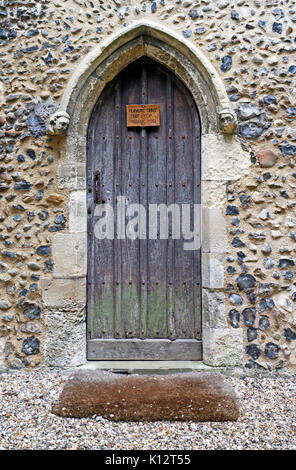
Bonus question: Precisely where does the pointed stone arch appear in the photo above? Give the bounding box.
[51,21,237,147]
[44,21,250,369]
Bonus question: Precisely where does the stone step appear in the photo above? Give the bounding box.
[52,370,239,422]
[75,360,241,376]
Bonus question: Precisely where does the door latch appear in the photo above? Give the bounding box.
[93,170,101,204]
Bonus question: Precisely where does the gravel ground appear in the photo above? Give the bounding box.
[0,370,295,450]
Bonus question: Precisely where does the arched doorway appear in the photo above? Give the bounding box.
[45,22,247,368]
[87,58,201,360]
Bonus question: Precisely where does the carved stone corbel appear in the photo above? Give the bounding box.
[46,110,70,136]
[219,108,237,135]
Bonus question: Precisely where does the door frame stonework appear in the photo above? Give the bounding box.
[42,20,250,368]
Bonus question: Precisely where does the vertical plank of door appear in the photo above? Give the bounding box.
[139,64,148,339]
[173,81,195,339]
[121,66,141,338]
[192,104,202,340]
[87,102,94,340]
[114,79,123,338]
[166,74,176,340]
[146,64,168,338]
[88,87,115,338]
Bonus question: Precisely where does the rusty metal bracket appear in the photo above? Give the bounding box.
[93,170,101,204]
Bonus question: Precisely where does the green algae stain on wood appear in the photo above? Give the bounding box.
[121,281,140,338]
[174,283,196,339]
[147,283,168,338]
[88,285,115,339]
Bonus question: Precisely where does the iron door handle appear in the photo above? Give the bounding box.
[93,170,101,204]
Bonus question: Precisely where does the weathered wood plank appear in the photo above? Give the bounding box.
[114,79,123,338]
[146,64,169,338]
[121,67,141,338]
[139,65,148,339]
[173,76,196,339]
[87,85,115,339]
[88,339,202,360]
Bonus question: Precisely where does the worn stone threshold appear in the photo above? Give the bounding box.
[52,370,240,421]
[77,360,240,376]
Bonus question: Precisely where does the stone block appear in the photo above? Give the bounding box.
[202,253,224,289]
[201,181,227,208]
[66,134,87,163]
[202,207,228,253]
[202,289,227,329]
[0,337,5,366]
[203,328,244,367]
[52,370,239,421]
[69,191,87,233]
[52,232,87,278]
[202,134,250,181]
[58,164,86,190]
[45,310,86,368]
[42,277,86,308]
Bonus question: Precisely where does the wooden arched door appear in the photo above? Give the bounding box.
[87,57,201,360]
